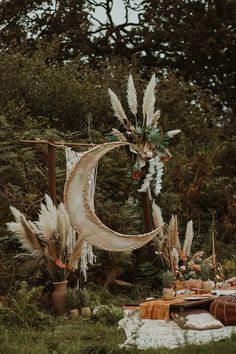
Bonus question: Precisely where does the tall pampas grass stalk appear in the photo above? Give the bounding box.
[127,74,138,124]
[142,73,156,127]
[56,202,73,255]
[7,206,41,252]
[168,214,181,251]
[152,110,161,128]
[152,201,164,230]
[170,247,179,270]
[152,201,165,249]
[183,220,194,256]
[35,194,58,242]
[108,88,129,128]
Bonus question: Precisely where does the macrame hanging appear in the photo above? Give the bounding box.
[65,146,96,281]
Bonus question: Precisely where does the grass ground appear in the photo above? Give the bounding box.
[0,317,235,354]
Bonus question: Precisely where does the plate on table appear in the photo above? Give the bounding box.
[184,296,212,301]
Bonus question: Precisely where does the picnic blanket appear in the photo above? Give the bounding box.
[140,298,184,320]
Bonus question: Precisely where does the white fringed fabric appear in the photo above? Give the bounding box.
[65,147,96,281]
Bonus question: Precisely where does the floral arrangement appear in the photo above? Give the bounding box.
[153,207,224,287]
[108,74,181,197]
[7,195,86,282]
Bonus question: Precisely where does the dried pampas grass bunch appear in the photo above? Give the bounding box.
[7,195,86,282]
[152,202,194,271]
[108,74,181,198]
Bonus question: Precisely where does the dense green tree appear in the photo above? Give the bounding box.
[1,0,235,115]
[0,0,235,283]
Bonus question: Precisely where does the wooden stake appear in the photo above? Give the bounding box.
[211,211,217,270]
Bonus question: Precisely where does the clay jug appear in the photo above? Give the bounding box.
[52,280,68,315]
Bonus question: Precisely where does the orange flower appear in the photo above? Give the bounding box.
[161,155,169,163]
[55,258,67,269]
[132,170,143,180]
[179,251,187,262]
[194,264,201,272]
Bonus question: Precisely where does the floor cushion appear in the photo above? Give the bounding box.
[210,296,236,326]
[171,309,224,330]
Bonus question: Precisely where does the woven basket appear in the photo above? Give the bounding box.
[210,296,236,326]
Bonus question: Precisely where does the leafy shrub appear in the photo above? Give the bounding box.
[80,345,131,354]
[67,287,85,309]
[92,305,123,325]
[0,282,51,328]
[223,259,236,279]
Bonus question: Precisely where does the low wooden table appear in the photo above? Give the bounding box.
[125,296,217,314]
[169,296,216,312]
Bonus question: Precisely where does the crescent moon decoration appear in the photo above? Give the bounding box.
[64,141,160,252]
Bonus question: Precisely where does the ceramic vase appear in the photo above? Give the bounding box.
[52,280,68,315]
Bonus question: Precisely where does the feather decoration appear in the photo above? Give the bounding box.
[142,74,156,126]
[127,74,138,116]
[168,214,181,251]
[68,231,88,269]
[108,88,129,128]
[183,220,194,256]
[36,194,57,242]
[7,206,41,252]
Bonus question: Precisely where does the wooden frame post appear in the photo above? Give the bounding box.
[141,191,152,232]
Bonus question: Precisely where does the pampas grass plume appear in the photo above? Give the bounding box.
[36,194,57,242]
[183,220,194,256]
[108,88,128,127]
[152,109,161,128]
[127,74,138,116]
[142,73,156,125]
[68,231,88,268]
[7,206,41,252]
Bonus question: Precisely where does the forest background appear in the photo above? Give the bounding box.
[0,0,235,294]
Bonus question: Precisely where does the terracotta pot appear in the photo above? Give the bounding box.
[163,288,175,301]
[52,280,68,315]
[81,306,91,317]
